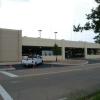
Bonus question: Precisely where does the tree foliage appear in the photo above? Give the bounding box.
[73,0,100,43]
[53,44,61,56]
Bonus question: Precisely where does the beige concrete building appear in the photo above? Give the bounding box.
[0,28,22,65]
[0,28,100,64]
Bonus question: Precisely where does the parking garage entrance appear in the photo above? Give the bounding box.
[65,47,85,59]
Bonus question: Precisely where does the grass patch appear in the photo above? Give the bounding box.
[66,89,100,100]
[76,91,100,100]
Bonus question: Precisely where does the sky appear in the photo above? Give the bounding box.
[0,0,97,42]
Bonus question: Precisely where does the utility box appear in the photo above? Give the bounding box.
[0,28,22,65]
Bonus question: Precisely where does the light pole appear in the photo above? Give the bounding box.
[54,32,57,41]
[54,32,58,62]
[38,30,42,38]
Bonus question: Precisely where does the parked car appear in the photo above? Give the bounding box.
[22,55,43,67]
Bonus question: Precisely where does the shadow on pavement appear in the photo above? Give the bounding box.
[13,63,71,70]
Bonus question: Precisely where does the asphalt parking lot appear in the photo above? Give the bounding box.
[1,63,100,100]
[0,59,100,100]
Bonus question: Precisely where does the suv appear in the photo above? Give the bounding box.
[22,55,43,67]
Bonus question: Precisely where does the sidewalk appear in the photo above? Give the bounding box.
[45,59,88,66]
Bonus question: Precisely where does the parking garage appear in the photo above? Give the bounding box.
[1,28,100,64]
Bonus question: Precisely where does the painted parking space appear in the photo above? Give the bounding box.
[0,71,18,78]
[0,85,13,100]
[0,73,12,81]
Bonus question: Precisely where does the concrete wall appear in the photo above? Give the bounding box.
[85,55,100,59]
[0,28,22,64]
[43,56,63,61]
[22,37,62,47]
[22,37,100,49]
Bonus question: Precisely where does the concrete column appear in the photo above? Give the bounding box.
[18,31,22,62]
[62,46,65,60]
[84,47,87,59]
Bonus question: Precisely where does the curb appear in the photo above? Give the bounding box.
[0,64,16,71]
[47,61,88,66]
[87,62,100,65]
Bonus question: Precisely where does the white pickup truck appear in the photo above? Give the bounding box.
[22,55,43,67]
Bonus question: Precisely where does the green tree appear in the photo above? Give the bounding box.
[53,44,61,62]
[73,0,100,43]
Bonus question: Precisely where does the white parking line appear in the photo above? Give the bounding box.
[0,71,18,78]
[0,85,13,100]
